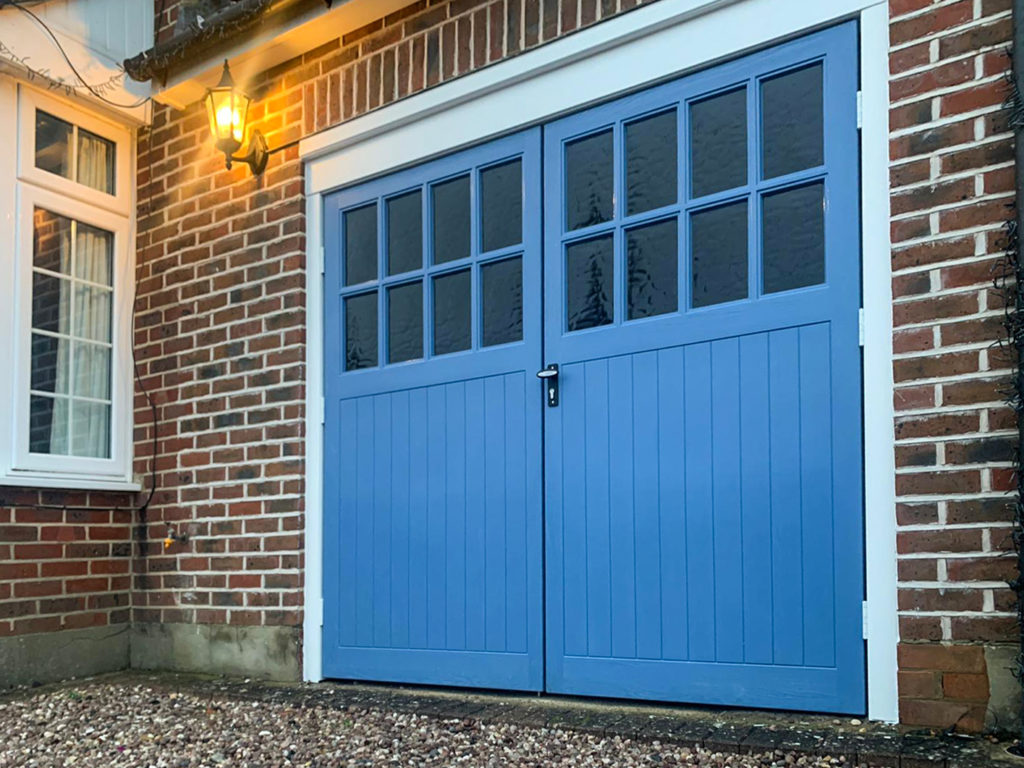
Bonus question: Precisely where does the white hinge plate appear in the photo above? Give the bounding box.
[858,308,865,347]
[319,597,325,627]
[320,395,326,426]
[856,90,863,129]
[862,600,869,639]
[320,245,326,276]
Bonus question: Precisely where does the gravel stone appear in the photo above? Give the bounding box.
[0,681,886,767]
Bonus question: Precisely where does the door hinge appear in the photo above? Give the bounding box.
[862,600,869,639]
[320,245,326,276]
[856,90,863,130]
[319,597,325,628]
[320,395,326,426]
[858,308,865,347]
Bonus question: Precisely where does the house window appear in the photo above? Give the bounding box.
[0,81,135,489]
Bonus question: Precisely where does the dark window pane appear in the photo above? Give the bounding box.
[345,292,378,370]
[433,269,471,355]
[762,64,824,179]
[387,191,422,276]
[31,333,67,394]
[627,218,678,320]
[33,208,71,274]
[626,110,677,215]
[566,235,613,331]
[482,257,523,346]
[388,282,423,363]
[432,175,471,264]
[565,130,613,230]
[32,272,70,334]
[763,182,825,294]
[35,111,72,179]
[77,128,116,194]
[691,201,748,308]
[30,395,67,455]
[344,204,378,286]
[691,87,747,197]
[481,159,522,252]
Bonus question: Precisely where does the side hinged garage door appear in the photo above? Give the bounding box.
[322,130,546,691]
[322,22,864,714]
[541,22,864,715]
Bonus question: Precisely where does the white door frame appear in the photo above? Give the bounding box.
[302,0,898,722]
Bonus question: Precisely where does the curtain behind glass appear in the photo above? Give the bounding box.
[77,129,115,195]
[72,223,112,458]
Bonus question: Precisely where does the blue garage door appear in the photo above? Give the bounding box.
[323,22,864,713]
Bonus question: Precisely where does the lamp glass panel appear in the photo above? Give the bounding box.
[206,88,247,149]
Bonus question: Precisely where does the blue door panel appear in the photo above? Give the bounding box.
[322,130,544,691]
[323,22,864,714]
[543,22,864,714]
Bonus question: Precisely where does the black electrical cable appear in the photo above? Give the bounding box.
[0,0,153,109]
[1010,0,1024,753]
[267,137,302,156]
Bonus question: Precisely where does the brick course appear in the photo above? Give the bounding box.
[888,0,1017,732]
[0,489,134,639]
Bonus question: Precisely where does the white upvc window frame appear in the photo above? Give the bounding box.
[17,86,133,214]
[0,79,137,491]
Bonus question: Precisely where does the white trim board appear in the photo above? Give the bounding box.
[302,0,898,723]
[302,192,325,683]
[858,1,900,727]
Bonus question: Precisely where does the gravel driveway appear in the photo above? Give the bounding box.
[0,680,863,768]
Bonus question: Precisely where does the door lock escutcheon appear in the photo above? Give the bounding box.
[537,364,559,407]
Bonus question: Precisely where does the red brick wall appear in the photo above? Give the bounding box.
[0,489,133,639]
[135,0,1017,730]
[888,0,1016,732]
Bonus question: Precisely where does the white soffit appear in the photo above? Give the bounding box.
[152,0,414,110]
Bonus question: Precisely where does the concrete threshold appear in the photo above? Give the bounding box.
[27,670,1015,768]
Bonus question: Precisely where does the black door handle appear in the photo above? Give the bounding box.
[536,364,559,407]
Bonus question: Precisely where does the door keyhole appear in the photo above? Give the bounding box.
[537,364,559,407]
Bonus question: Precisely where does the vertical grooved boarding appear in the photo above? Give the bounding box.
[554,326,836,665]
[334,372,532,656]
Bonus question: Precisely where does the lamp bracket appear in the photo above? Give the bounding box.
[227,129,269,176]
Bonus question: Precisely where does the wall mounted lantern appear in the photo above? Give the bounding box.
[205,60,268,175]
